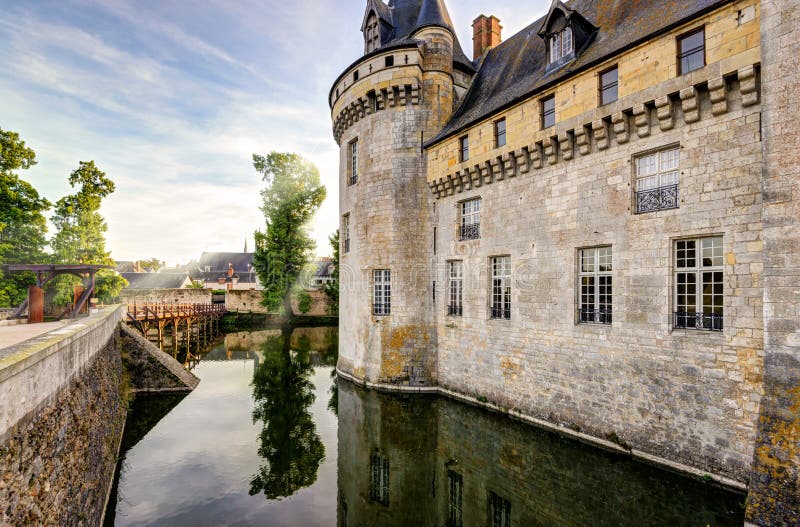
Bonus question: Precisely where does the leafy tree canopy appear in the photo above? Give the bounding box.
[0,128,50,307]
[252,152,326,314]
[50,161,124,304]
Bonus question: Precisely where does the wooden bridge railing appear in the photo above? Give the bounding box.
[127,302,226,322]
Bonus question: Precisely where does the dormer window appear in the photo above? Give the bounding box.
[538,2,597,72]
[549,27,573,63]
[365,12,380,53]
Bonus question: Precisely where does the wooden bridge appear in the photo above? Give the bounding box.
[126,303,226,358]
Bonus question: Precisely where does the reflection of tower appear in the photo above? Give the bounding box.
[337,381,437,526]
[331,0,474,387]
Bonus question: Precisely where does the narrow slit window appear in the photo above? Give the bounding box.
[342,214,350,254]
[348,139,358,185]
[494,118,506,148]
[678,28,705,75]
[599,66,618,106]
[541,95,555,129]
[459,135,469,163]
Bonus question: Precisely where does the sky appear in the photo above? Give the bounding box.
[0,0,549,265]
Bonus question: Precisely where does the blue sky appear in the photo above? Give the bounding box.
[0,0,548,264]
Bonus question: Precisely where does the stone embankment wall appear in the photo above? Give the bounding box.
[0,309,14,322]
[119,324,200,393]
[121,288,213,305]
[0,307,127,526]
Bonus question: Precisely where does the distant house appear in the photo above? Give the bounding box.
[310,258,334,290]
[189,252,261,290]
[115,261,142,274]
[121,272,192,290]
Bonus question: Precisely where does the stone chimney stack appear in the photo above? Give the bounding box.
[472,14,502,61]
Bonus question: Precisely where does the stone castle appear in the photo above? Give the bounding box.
[329,0,799,523]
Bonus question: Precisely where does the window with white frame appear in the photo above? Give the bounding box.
[447,471,463,527]
[373,269,391,315]
[459,198,480,241]
[369,454,389,505]
[674,236,723,331]
[447,261,463,316]
[489,491,511,527]
[342,213,350,254]
[549,26,573,64]
[579,247,612,324]
[635,146,680,213]
[348,139,358,185]
[490,256,511,320]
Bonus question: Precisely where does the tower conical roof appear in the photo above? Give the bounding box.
[414,0,456,33]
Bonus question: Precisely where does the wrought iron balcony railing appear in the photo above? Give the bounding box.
[579,307,612,325]
[636,184,678,214]
[674,311,723,331]
[373,303,391,316]
[447,305,462,316]
[490,306,510,320]
[460,223,480,241]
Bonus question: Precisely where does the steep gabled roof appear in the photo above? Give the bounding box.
[196,252,254,273]
[429,0,729,146]
[122,273,190,290]
[368,0,474,72]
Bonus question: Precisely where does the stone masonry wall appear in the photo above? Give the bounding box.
[433,66,763,483]
[120,288,212,306]
[0,309,127,525]
[745,0,800,524]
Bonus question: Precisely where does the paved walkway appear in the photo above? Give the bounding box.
[0,321,70,350]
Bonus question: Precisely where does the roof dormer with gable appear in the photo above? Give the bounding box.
[537,0,598,72]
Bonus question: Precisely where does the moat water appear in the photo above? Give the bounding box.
[105,327,745,526]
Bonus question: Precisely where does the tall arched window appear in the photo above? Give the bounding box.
[365,13,380,53]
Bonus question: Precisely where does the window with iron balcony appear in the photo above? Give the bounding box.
[447,261,463,316]
[459,198,480,241]
[578,246,612,325]
[635,146,680,214]
[674,236,723,331]
[348,139,358,186]
[373,269,391,316]
[490,256,511,320]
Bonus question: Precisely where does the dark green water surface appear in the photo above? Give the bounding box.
[105,327,745,526]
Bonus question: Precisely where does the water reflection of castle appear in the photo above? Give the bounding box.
[337,381,743,527]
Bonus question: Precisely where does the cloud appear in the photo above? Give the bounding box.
[0,0,548,264]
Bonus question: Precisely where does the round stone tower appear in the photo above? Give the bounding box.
[330,0,474,387]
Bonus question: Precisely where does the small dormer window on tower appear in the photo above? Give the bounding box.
[365,12,380,53]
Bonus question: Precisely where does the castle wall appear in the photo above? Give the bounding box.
[432,61,764,483]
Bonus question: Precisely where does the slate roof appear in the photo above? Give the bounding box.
[314,260,334,279]
[382,0,474,71]
[196,252,255,274]
[428,0,729,146]
[122,273,190,290]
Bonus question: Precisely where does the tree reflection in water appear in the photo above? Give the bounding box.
[249,326,325,499]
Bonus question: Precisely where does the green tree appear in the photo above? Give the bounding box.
[50,161,125,304]
[252,152,326,315]
[0,128,51,307]
[322,230,339,315]
[250,328,325,499]
[296,290,312,314]
[138,257,164,272]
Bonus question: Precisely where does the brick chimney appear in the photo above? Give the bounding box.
[472,14,502,61]
[228,263,234,277]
